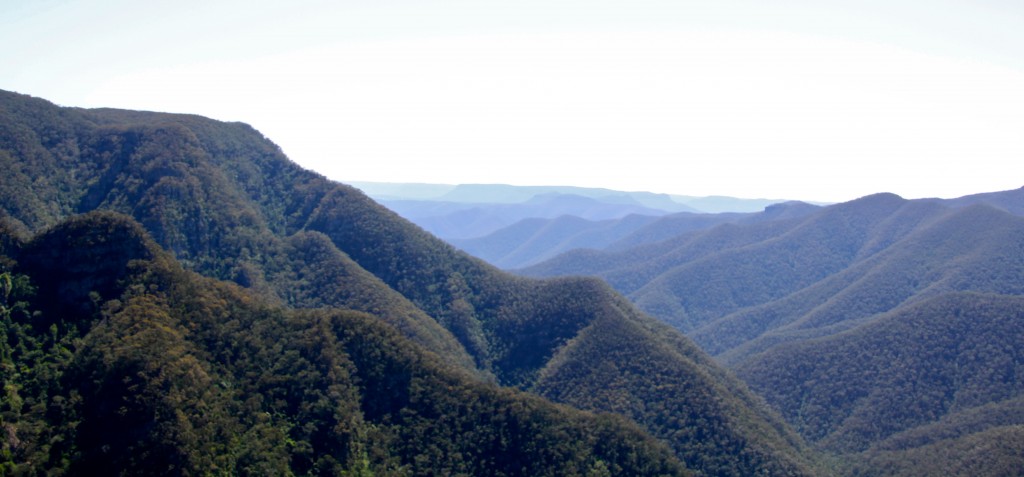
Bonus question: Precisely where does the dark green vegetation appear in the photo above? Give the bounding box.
[0,212,688,475]
[0,90,817,475]
[524,187,1024,474]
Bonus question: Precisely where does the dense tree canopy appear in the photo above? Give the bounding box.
[524,175,1024,472]
[0,89,816,476]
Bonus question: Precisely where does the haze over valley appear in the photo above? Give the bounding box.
[1,89,816,475]
[2,89,1023,475]
[365,177,1024,475]
[3,0,1024,475]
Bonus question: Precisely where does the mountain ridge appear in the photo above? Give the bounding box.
[350,181,807,241]
[452,201,823,270]
[523,186,1024,472]
[1,210,692,475]
[0,89,816,475]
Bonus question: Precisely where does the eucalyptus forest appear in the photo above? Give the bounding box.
[1,88,1021,476]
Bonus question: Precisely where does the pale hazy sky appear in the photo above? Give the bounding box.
[2,0,1023,202]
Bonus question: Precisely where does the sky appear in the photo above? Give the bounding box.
[2,0,1023,203]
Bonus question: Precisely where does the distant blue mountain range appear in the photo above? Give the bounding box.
[349,181,801,240]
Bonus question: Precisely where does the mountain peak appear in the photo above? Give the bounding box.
[0,88,817,475]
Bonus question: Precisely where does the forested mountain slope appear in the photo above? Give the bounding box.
[736,292,1024,452]
[0,211,690,475]
[0,89,816,475]
[525,187,1024,473]
[702,202,1024,362]
[524,192,1023,349]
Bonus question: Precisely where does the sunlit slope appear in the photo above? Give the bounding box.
[0,89,816,476]
[524,182,1024,473]
[0,211,690,475]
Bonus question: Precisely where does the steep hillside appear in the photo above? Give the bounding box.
[525,193,1022,345]
[525,187,1024,472]
[851,396,1024,476]
[735,292,1024,453]
[533,291,811,476]
[0,89,479,372]
[625,193,919,332]
[0,89,816,475]
[0,212,690,475]
[703,203,1024,362]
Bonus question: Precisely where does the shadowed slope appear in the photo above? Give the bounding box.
[0,212,691,475]
[0,89,817,475]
